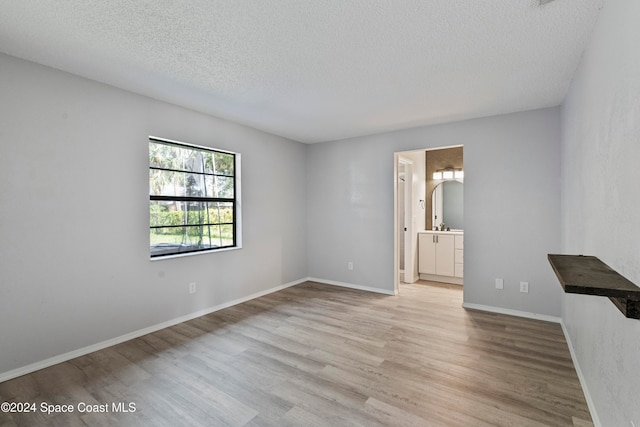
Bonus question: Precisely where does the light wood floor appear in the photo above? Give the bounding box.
[0,281,592,426]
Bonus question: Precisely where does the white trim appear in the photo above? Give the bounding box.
[234,153,243,249]
[0,278,305,383]
[307,277,397,296]
[559,320,601,427]
[393,153,401,295]
[399,158,414,293]
[149,245,241,261]
[0,277,393,383]
[462,302,561,323]
[1,279,597,426]
[419,273,463,286]
[148,138,243,260]
[462,302,600,426]
[149,135,236,155]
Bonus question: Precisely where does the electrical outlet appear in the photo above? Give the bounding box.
[495,278,504,290]
[347,261,354,271]
[520,281,529,293]
[189,282,196,294]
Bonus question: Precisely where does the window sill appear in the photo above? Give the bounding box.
[150,245,241,261]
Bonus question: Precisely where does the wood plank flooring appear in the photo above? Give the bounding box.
[0,281,593,426]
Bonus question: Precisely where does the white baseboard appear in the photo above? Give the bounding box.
[419,273,463,285]
[307,277,396,296]
[559,320,601,427]
[462,302,600,426]
[1,279,600,427]
[0,278,307,384]
[462,302,561,323]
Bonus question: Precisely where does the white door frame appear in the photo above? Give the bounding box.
[393,155,414,294]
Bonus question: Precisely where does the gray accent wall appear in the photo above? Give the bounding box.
[0,54,308,375]
[307,107,562,316]
[560,0,640,425]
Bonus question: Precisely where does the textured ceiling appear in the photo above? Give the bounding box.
[0,0,604,143]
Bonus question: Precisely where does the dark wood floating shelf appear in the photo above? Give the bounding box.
[548,254,640,319]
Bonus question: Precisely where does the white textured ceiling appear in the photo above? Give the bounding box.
[0,0,603,143]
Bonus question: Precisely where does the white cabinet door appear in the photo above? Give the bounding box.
[419,233,455,276]
[418,233,436,274]
[435,234,455,277]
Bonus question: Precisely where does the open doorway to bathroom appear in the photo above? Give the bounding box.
[394,146,464,294]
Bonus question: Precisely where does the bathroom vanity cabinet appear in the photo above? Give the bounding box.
[418,231,463,285]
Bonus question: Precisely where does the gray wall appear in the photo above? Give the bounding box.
[0,51,566,382]
[560,0,640,424]
[307,107,562,316]
[0,54,308,375]
[4,4,638,421]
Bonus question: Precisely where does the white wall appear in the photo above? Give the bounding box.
[0,54,308,376]
[560,0,640,424]
[307,107,562,317]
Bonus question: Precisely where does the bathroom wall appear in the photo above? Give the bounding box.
[425,146,463,230]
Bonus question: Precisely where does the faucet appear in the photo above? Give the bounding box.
[439,223,445,231]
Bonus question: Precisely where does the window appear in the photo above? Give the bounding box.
[149,137,240,258]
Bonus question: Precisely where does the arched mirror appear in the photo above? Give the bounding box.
[432,180,463,230]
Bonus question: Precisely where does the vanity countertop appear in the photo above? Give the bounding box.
[419,230,464,234]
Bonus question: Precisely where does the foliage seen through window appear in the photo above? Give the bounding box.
[149,138,237,257]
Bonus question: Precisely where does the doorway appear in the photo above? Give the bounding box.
[393,151,422,294]
[394,146,464,294]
